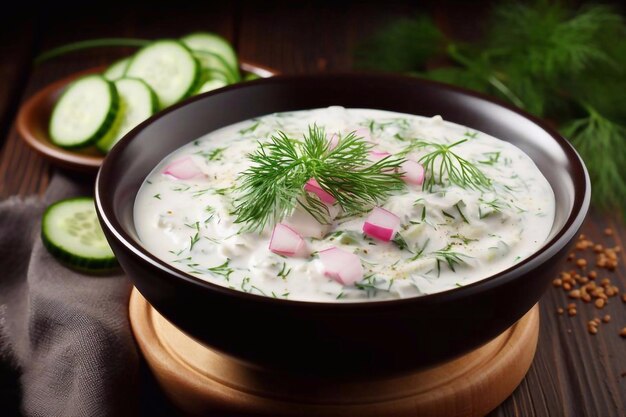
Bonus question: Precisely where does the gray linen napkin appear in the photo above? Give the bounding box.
[0,172,138,417]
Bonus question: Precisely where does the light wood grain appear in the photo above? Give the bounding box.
[130,288,540,417]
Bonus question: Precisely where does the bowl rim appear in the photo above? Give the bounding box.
[96,72,591,310]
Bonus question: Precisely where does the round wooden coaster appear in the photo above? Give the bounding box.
[130,288,539,417]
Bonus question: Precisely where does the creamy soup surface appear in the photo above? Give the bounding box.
[134,107,555,302]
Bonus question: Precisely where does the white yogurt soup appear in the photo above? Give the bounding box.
[134,107,555,302]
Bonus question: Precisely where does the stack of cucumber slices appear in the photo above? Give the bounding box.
[49,32,257,154]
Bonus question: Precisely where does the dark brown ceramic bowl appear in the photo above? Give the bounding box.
[16,62,277,173]
[96,74,590,377]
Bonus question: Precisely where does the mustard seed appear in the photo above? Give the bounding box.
[603,315,611,323]
[569,289,581,299]
[595,299,605,309]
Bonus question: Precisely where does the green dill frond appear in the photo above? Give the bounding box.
[417,139,491,192]
[433,245,469,276]
[562,107,626,219]
[487,2,619,79]
[233,124,406,231]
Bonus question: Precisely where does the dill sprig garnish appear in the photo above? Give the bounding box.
[355,2,626,218]
[417,139,491,192]
[433,245,469,276]
[233,125,406,231]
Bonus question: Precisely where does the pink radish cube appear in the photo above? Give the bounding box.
[304,178,336,204]
[284,204,340,239]
[269,224,306,256]
[400,160,425,185]
[318,247,363,285]
[362,206,401,241]
[354,127,372,142]
[327,133,340,151]
[163,157,204,180]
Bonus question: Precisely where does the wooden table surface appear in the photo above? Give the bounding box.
[1,2,624,416]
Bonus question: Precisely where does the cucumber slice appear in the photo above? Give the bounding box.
[97,77,158,153]
[181,32,240,82]
[49,75,121,149]
[41,197,117,272]
[126,40,201,109]
[104,57,131,81]
[203,67,231,84]
[196,79,228,94]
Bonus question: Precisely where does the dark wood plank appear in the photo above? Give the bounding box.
[237,1,416,73]
[0,14,36,148]
[0,4,236,198]
[490,212,626,417]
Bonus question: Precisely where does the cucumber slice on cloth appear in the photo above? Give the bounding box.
[41,197,117,271]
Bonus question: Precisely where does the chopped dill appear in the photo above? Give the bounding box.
[433,245,469,276]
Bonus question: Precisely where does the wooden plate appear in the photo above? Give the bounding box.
[130,288,540,417]
[16,61,278,173]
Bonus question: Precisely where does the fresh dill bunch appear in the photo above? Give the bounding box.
[487,2,620,80]
[417,139,491,192]
[561,108,626,213]
[233,125,406,231]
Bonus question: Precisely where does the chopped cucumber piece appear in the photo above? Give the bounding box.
[42,197,117,272]
[126,40,201,109]
[97,77,158,153]
[104,57,131,81]
[196,79,228,94]
[181,32,239,82]
[49,75,121,149]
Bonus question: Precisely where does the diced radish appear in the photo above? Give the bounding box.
[354,127,372,142]
[362,206,401,241]
[163,157,204,180]
[269,223,306,256]
[368,150,392,162]
[327,133,340,150]
[283,203,340,239]
[304,178,336,204]
[400,160,425,185]
[318,247,363,285]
